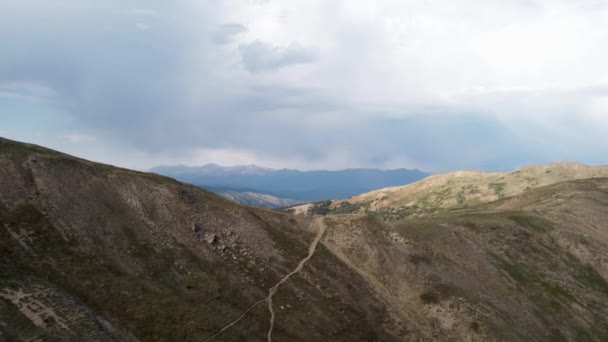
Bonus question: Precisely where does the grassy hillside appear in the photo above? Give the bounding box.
[292,162,608,219]
[2,136,608,341]
[0,137,397,341]
[319,179,608,341]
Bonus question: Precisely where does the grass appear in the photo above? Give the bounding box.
[390,218,443,241]
[408,254,431,265]
[469,321,481,333]
[0,203,274,341]
[266,236,397,341]
[560,252,608,296]
[369,207,412,221]
[0,136,180,190]
[496,259,530,283]
[489,183,506,197]
[574,265,608,296]
[249,210,308,262]
[0,138,307,339]
[420,291,439,304]
[309,201,332,215]
[0,296,49,340]
[419,283,461,305]
[330,201,370,215]
[538,281,576,303]
[492,251,578,307]
[450,211,553,234]
[4,136,608,340]
[508,214,553,233]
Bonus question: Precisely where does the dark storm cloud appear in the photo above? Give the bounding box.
[1,0,606,172]
[0,1,332,164]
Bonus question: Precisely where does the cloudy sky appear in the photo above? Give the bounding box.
[1,0,607,172]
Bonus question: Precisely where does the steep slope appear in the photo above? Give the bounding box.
[0,137,399,341]
[292,162,608,218]
[206,187,303,209]
[319,178,608,341]
[2,137,608,341]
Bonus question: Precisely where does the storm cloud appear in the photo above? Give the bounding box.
[1,0,607,172]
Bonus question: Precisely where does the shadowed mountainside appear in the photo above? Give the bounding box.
[0,137,397,341]
[2,137,608,341]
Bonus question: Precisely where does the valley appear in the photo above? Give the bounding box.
[1,137,608,341]
[151,164,429,207]
[4,1,607,341]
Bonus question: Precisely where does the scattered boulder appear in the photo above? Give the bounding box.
[192,223,202,233]
[206,233,218,245]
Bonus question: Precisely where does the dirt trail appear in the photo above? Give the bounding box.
[266,217,326,342]
[202,218,326,342]
[202,300,265,342]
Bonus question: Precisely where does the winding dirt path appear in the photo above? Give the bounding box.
[202,300,265,342]
[202,218,326,342]
[266,218,326,342]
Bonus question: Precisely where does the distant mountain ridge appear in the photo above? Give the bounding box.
[150,164,429,203]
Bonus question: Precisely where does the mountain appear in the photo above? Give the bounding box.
[149,164,429,202]
[2,136,608,341]
[290,162,608,219]
[0,137,398,341]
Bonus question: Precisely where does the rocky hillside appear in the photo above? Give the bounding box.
[320,178,608,341]
[291,162,608,219]
[2,137,608,341]
[0,137,396,341]
[207,187,303,209]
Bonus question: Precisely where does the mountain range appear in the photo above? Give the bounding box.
[2,136,608,341]
[150,164,429,207]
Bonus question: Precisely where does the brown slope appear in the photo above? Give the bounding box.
[291,161,608,218]
[0,137,399,341]
[318,178,608,341]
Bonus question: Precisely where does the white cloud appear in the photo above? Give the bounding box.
[2,0,608,171]
[122,8,158,17]
[210,23,248,44]
[215,0,608,116]
[135,22,150,31]
[191,146,424,171]
[62,133,96,143]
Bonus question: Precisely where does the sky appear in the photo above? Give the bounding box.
[1,0,607,172]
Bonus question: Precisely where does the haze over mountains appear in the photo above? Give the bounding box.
[151,164,429,208]
[3,136,608,341]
